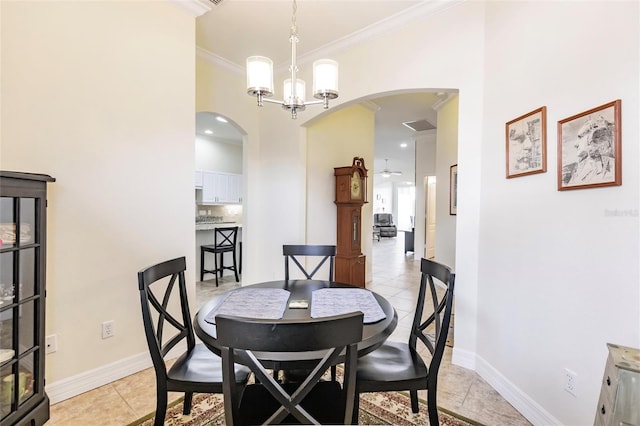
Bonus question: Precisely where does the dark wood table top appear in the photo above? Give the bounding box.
[194,280,398,367]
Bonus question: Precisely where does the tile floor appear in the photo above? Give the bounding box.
[48,236,531,425]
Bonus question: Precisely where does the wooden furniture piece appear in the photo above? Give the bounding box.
[334,157,368,287]
[404,228,415,253]
[283,244,335,281]
[0,171,54,426]
[353,258,455,426]
[194,279,397,368]
[217,312,363,425]
[594,343,640,426]
[200,226,239,286]
[137,256,250,426]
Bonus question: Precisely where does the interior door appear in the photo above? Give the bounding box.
[425,176,436,259]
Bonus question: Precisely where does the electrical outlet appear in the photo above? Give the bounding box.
[45,334,57,353]
[102,320,115,339]
[564,368,577,396]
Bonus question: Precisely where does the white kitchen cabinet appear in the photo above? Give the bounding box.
[227,173,242,203]
[198,171,242,204]
[195,170,203,188]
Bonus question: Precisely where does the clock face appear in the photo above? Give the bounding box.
[350,171,362,199]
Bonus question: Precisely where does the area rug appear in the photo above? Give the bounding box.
[128,391,480,426]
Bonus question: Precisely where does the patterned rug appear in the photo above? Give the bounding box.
[128,391,479,426]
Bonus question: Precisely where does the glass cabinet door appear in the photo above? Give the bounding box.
[0,171,53,425]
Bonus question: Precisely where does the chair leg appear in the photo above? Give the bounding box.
[351,393,360,425]
[200,247,205,281]
[214,251,220,287]
[239,241,242,274]
[232,249,239,282]
[154,390,167,426]
[183,391,194,415]
[427,377,440,425]
[331,365,337,381]
[410,389,419,413]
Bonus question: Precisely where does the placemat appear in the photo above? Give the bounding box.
[204,288,290,324]
[310,288,386,324]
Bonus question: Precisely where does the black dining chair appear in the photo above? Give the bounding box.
[137,256,250,426]
[201,226,239,286]
[280,244,338,381]
[216,311,363,426]
[353,258,455,426]
[283,244,336,281]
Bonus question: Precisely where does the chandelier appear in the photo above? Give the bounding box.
[246,0,339,119]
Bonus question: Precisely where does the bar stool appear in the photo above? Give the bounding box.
[200,226,239,286]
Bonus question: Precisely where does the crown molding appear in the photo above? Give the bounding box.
[196,46,244,74]
[296,0,466,66]
[361,100,382,113]
[197,0,466,73]
[431,93,458,111]
[170,0,212,17]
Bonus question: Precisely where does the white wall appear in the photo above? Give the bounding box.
[476,2,639,424]
[0,0,196,388]
[195,136,242,173]
[435,96,459,269]
[372,181,393,214]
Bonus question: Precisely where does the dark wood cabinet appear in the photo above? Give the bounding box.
[404,228,415,254]
[0,171,55,426]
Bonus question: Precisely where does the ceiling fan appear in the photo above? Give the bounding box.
[378,159,402,178]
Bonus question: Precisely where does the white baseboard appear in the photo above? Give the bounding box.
[452,347,561,425]
[45,352,153,404]
[474,353,561,425]
[452,346,477,369]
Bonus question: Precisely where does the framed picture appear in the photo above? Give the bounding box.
[449,164,457,215]
[505,106,547,178]
[558,100,621,190]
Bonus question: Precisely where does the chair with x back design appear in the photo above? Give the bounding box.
[217,311,363,426]
[201,226,239,286]
[137,256,250,426]
[353,258,455,426]
[283,244,336,281]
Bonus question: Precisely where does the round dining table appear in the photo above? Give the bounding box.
[194,279,398,369]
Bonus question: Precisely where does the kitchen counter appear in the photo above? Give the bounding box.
[196,222,242,231]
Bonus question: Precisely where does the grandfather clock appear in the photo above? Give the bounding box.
[334,157,368,287]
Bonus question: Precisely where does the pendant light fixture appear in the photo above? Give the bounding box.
[246,0,339,119]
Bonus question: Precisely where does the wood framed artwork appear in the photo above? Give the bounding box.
[558,99,621,190]
[449,164,457,215]
[505,106,547,178]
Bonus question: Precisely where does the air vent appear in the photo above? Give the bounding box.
[402,119,436,132]
[209,0,224,4]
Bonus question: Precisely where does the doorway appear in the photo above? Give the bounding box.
[195,111,244,308]
[425,176,436,259]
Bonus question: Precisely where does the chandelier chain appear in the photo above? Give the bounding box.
[291,0,297,37]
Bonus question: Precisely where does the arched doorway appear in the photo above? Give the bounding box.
[195,111,245,307]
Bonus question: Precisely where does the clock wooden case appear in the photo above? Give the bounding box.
[334,157,368,287]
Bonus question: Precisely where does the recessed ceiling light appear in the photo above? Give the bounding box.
[400,143,407,148]
[216,116,228,123]
[204,129,213,134]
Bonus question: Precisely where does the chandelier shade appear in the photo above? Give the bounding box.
[313,59,339,99]
[246,56,274,102]
[245,0,339,119]
[284,78,306,108]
